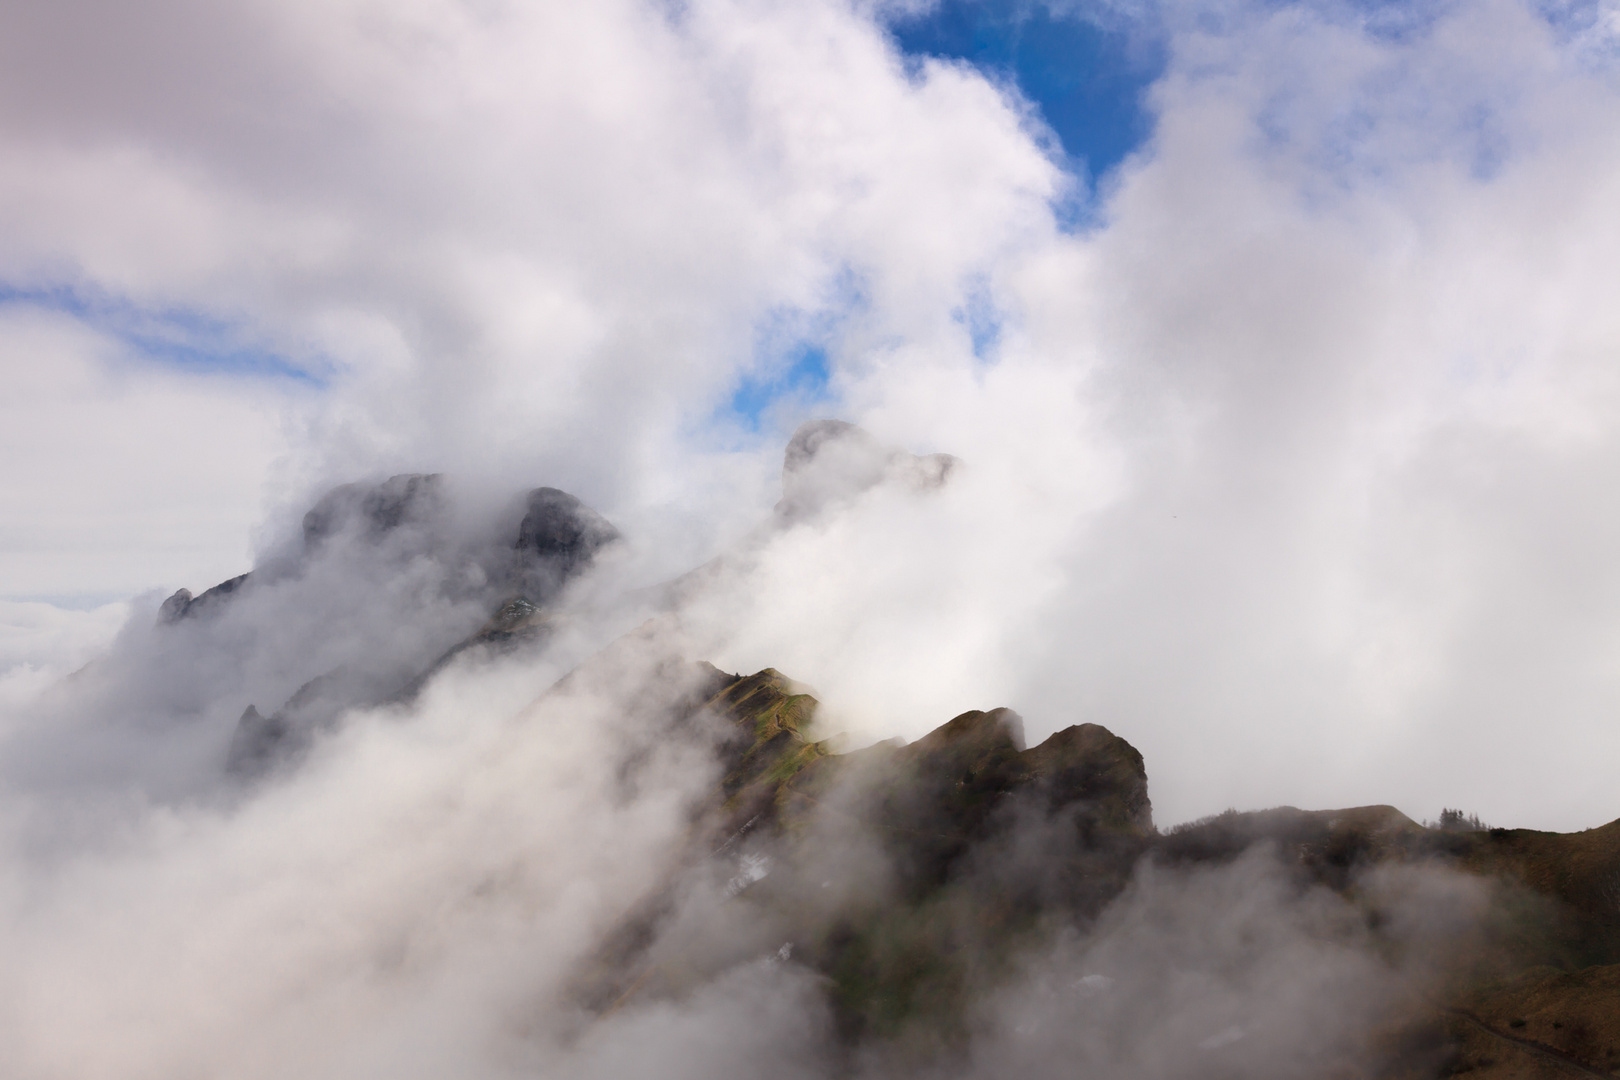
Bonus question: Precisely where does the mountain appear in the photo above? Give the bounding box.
[549,652,1620,1077]
[159,419,955,781]
[79,420,1619,1076]
[155,474,622,777]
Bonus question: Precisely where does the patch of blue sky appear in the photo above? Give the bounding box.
[886,0,1165,199]
[725,344,833,433]
[1514,0,1618,46]
[954,277,1003,362]
[0,282,325,387]
[718,273,868,435]
[884,0,1604,206]
[1355,1,1448,42]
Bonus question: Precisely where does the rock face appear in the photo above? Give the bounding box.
[574,667,1157,1043]
[155,420,961,786]
[165,474,625,628]
[224,669,408,777]
[157,473,625,778]
[776,419,958,522]
[301,472,446,548]
[512,486,622,602]
[1020,720,1154,832]
[187,421,956,779]
[157,572,251,624]
[224,705,288,779]
[161,472,457,626]
[561,653,1620,1072]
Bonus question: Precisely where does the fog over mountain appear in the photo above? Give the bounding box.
[0,419,1614,1077]
[9,0,1620,829]
[4,0,1620,1075]
[7,422,1614,1079]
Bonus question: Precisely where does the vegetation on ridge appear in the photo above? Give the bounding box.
[569,660,1620,1077]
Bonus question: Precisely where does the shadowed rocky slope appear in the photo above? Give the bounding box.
[157,473,623,778]
[564,660,1620,1077]
[207,419,955,780]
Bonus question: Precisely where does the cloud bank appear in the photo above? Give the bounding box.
[6,0,1620,822]
[4,1,1620,1071]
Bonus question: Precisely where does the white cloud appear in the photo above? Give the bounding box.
[1020,0,1620,829]
[0,599,127,716]
[0,306,295,601]
[6,1,1620,1073]
[1,0,1619,1014]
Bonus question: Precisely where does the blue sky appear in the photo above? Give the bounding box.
[0,283,323,385]
[726,345,832,431]
[888,1,1162,182]
[2,0,1163,436]
[7,0,1620,836]
[725,1,1162,430]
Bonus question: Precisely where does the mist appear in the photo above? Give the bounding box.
[5,0,1619,829]
[0,549,1507,1078]
[4,0,1620,1075]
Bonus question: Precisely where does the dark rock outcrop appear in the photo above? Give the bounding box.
[161,473,453,630]
[574,669,1156,1041]
[158,573,251,624]
[564,648,1620,1069]
[152,474,623,779]
[165,474,623,636]
[218,483,625,780]
[1021,720,1154,832]
[224,670,397,778]
[512,486,621,602]
[301,472,446,549]
[223,705,289,778]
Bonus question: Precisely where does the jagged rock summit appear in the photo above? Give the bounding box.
[570,658,1155,1041]
[513,486,621,599]
[157,571,250,624]
[164,421,954,781]
[560,650,1620,1074]
[104,418,1620,1076]
[153,472,627,777]
[300,471,448,548]
[170,414,956,638]
[163,473,623,631]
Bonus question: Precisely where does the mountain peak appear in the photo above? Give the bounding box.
[301,472,446,549]
[777,418,959,522]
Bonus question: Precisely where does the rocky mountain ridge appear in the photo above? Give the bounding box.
[563,657,1620,1078]
[134,420,1619,1076]
[158,475,622,776]
[154,419,957,780]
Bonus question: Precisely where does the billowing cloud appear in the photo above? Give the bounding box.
[5,0,1620,820]
[0,306,294,600]
[3,1,1620,1073]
